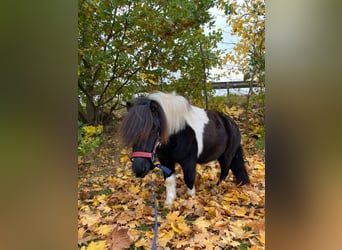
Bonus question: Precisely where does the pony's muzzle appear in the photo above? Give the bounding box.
[132,158,151,178]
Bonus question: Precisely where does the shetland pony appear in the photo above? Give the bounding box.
[120,92,249,205]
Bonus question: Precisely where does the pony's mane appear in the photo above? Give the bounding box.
[148,92,191,135]
[120,97,168,146]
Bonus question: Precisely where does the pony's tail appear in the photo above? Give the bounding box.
[230,145,250,185]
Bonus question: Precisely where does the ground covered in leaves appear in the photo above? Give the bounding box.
[78,111,265,250]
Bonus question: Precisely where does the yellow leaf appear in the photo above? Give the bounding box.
[166,211,180,223]
[100,205,111,213]
[80,213,101,227]
[140,73,147,79]
[171,221,191,236]
[120,149,128,154]
[204,206,216,216]
[223,194,239,203]
[147,78,156,85]
[257,230,265,246]
[193,216,211,232]
[78,227,86,239]
[86,240,107,250]
[158,230,174,247]
[145,230,155,238]
[92,184,102,191]
[129,185,139,194]
[171,222,182,234]
[79,205,90,211]
[93,199,99,206]
[134,237,150,248]
[234,206,247,217]
[120,155,130,163]
[230,224,246,239]
[96,224,112,236]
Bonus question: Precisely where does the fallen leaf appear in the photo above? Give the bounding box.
[166,211,180,223]
[134,237,151,248]
[80,213,101,227]
[193,216,211,232]
[108,226,134,250]
[120,155,130,163]
[234,206,248,217]
[257,229,265,246]
[78,227,86,239]
[96,224,113,236]
[128,185,139,194]
[248,245,261,250]
[86,240,107,250]
[158,229,175,247]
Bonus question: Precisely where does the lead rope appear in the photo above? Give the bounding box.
[150,180,158,250]
[150,163,172,250]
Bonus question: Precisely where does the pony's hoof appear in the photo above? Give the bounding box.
[164,199,174,206]
[187,187,196,196]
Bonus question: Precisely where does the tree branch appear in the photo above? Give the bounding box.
[98,3,131,104]
[101,39,163,107]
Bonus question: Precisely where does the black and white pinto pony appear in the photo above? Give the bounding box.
[120,92,250,205]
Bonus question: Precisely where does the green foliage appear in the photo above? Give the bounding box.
[207,94,247,111]
[79,0,223,125]
[239,241,250,250]
[78,121,104,155]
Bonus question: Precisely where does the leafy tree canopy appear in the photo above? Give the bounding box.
[79,0,223,125]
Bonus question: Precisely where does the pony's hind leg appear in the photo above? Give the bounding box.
[217,153,234,185]
[230,145,250,185]
[217,145,250,185]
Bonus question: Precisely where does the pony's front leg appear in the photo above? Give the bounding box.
[165,174,176,205]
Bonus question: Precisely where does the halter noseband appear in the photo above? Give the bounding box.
[129,137,160,163]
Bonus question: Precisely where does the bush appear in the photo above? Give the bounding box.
[78,121,103,156]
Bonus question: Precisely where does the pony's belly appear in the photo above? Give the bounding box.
[197,149,223,164]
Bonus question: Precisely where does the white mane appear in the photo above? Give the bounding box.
[148,92,190,135]
[148,92,209,156]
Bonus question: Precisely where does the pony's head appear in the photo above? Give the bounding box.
[120,97,168,178]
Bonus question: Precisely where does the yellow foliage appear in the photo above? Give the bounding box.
[95,224,113,236]
[86,240,107,250]
[128,185,140,194]
[257,229,265,246]
[120,155,130,163]
[193,216,211,232]
[80,212,101,227]
[147,78,156,85]
[158,229,175,247]
[83,125,103,135]
[140,72,157,85]
[167,211,191,236]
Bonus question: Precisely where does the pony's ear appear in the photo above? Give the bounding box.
[126,101,134,110]
[150,100,159,112]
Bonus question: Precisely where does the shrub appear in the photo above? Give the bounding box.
[78,121,103,156]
